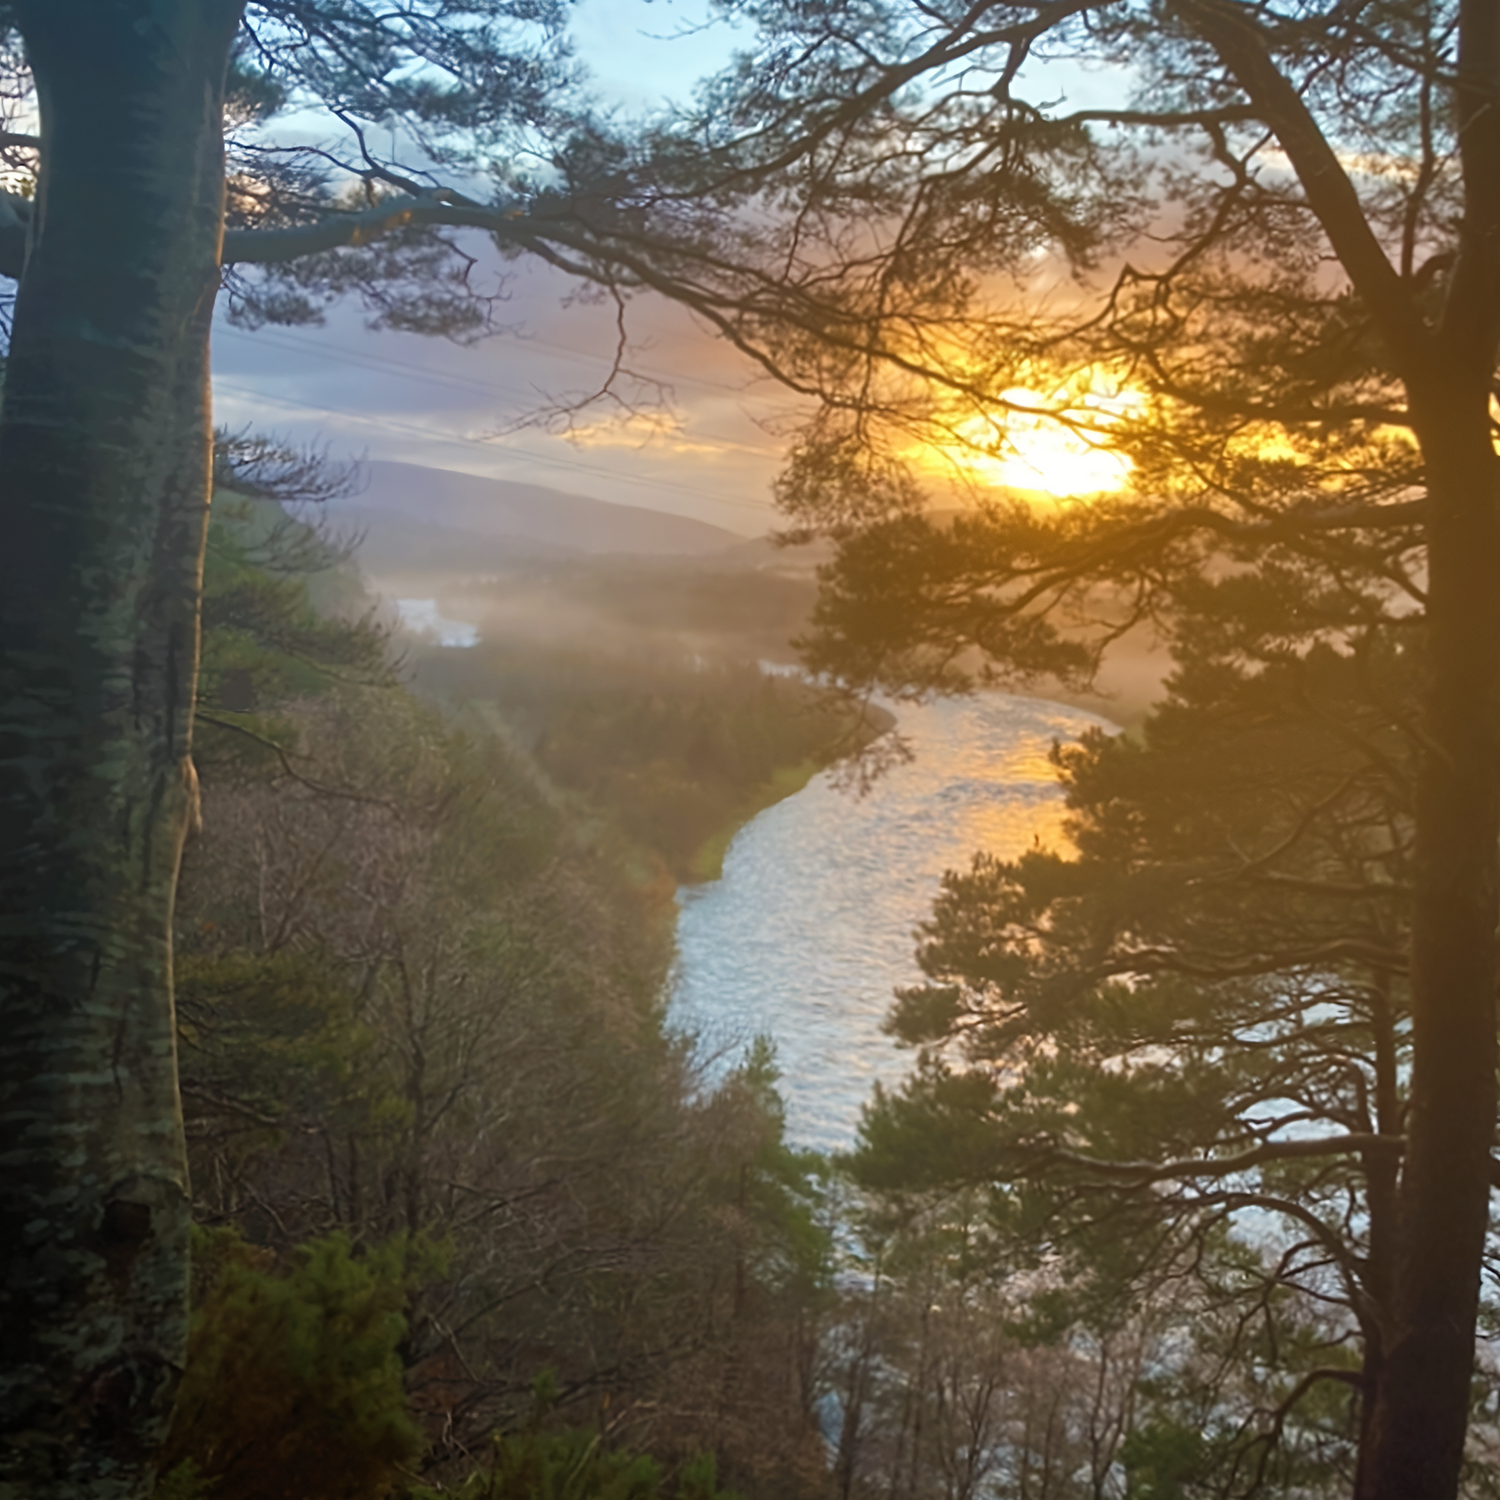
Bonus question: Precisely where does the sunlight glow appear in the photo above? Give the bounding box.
[918,380,1143,500]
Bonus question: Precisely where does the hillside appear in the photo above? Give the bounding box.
[325,460,749,573]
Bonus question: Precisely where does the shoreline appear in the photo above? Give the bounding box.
[683,700,900,884]
[686,759,824,883]
[1035,631,1174,732]
[677,651,1171,889]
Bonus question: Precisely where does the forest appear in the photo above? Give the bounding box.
[3,4,1500,1500]
[127,450,1499,1500]
[409,556,885,882]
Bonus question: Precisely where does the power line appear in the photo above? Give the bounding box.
[218,325,538,406]
[211,377,781,521]
[218,331,779,465]
[212,323,787,467]
[215,319,772,403]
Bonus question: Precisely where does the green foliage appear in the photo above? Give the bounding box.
[411,1430,737,1500]
[168,442,860,1500]
[1121,1419,1213,1499]
[420,642,874,879]
[721,1039,836,1297]
[170,492,835,1494]
[150,1459,212,1500]
[175,947,366,1095]
[195,484,393,780]
[836,555,1428,1488]
[158,1228,435,1500]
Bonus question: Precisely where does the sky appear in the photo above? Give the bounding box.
[211,0,798,538]
[208,0,1136,536]
[210,267,798,538]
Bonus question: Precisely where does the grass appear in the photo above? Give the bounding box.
[685,759,823,884]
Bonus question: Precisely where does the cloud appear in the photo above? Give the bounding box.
[211,259,794,535]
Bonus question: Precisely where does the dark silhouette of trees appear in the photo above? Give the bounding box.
[847,554,1427,1488]
[609,4,1499,1493]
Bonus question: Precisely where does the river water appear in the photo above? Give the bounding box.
[671,692,1116,1153]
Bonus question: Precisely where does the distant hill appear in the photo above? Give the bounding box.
[324,461,749,564]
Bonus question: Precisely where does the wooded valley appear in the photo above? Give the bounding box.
[140,461,1500,1500]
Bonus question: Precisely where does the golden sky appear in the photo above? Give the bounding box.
[212,269,1143,535]
[210,0,1142,538]
[210,0,1148,535]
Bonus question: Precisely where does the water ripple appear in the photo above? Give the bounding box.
[671,692,1116,1153]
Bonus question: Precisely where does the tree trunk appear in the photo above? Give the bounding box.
[1351,971,1400,1500]
[1360,399,1500,1499]
[0,4,242,1495]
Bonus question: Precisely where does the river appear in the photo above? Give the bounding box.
[671,692,1117,1153]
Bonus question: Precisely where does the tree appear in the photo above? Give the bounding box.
[6,5,1498,1498]
[0,5,724,1494]
[608,3,1500,1494]
[0,1,1075,1480]
[170,468,835,1497]
[847,566,1425,1490]
[811,1180,1179,1500]
[156,1229,429,1500]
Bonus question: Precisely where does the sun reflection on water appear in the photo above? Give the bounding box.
[672,691,1116,1151]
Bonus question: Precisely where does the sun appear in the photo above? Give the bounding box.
[917,382,1142,500]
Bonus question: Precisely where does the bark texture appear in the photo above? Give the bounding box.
[1357,409,1500,1500]
[1358,6,1500,1490]
[0,3,242,1495]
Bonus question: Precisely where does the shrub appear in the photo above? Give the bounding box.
[156,1228,431,1500]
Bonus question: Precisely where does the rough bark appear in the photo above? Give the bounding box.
[0,4,243,1496]
[1357,4,1500,1489]
[1350,973,1400,1500]
[1357,402,1500,1500]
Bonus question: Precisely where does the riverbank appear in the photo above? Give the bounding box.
[1046,627,1174,731]
[679,641,1169,887]
[413,642,892,885]
[686,759,823,883]
[685,696,899,881]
